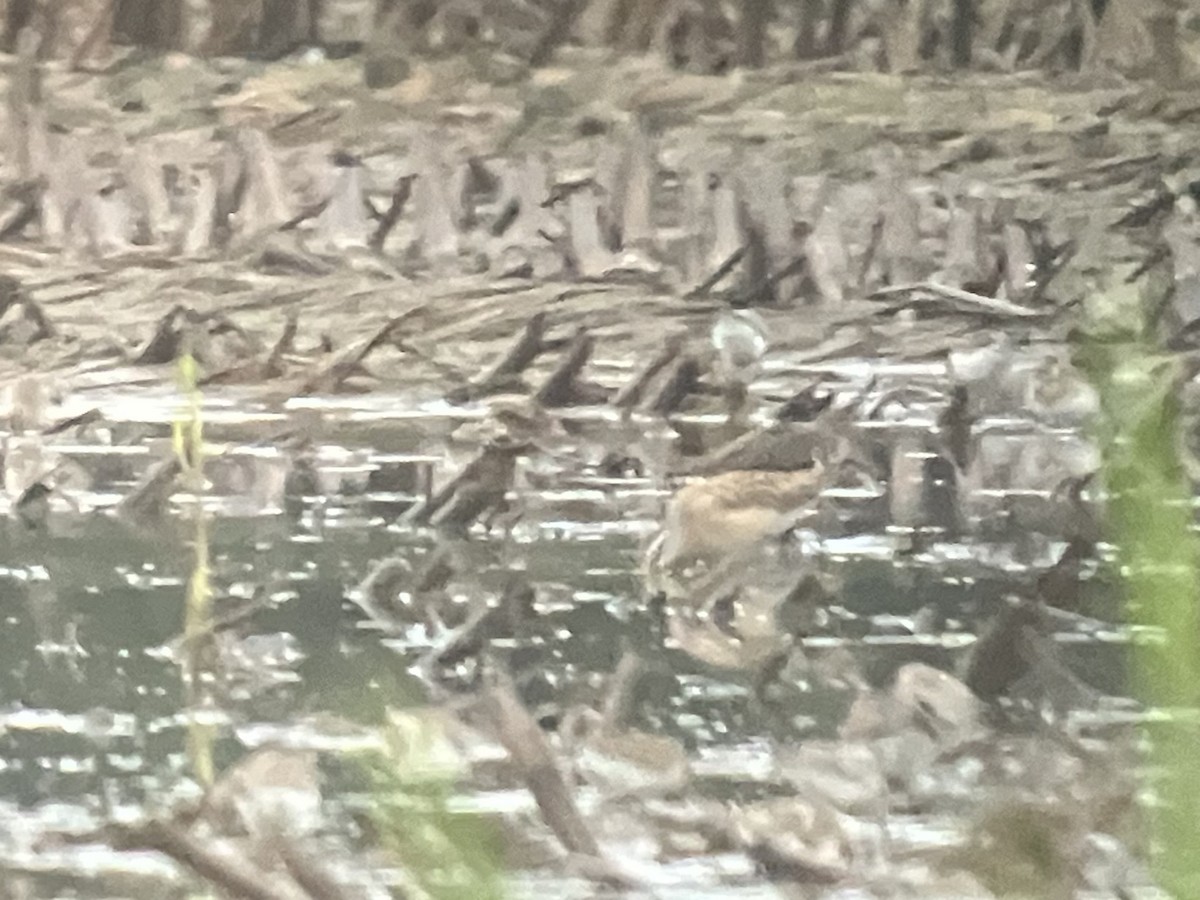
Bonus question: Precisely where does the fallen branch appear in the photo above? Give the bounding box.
[107,820,308,900]
[481,673,602,857]
[369,174,417,252]
[535,327,598,407]
[279,197,332,232]
[870,281,1051,319]
[449,311,549,402]
[641,355,700,416]
[133,306,197,365]
[612,332,685,409]
[686,246,745,298]
[202,313,297,386]
[298,311,421,394]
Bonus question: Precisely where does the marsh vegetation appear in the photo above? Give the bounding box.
[3,0,1200,897]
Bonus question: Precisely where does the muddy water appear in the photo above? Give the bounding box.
[0,354,1138,896]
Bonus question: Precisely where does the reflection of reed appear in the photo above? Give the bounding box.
[175,351,215,789]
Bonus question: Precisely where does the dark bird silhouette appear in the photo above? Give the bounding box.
[404,437,531,534]
[775,383,834,423]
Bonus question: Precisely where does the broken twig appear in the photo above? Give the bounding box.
[870,281,1051,319]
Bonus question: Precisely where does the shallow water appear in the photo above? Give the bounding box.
[0,367,1140,896]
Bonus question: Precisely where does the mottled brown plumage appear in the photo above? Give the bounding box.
[655,462,825,572]
[406,438,529,533]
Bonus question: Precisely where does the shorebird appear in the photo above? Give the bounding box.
[709,307,770,419]
[638,389,862,672]
[642,380,872,588]
[947,331,1013,386]
[641,456,831,608]
[711,307,768,386]
[656,462,824,570]
[1021,351,1099,427]
[404,435,530,534]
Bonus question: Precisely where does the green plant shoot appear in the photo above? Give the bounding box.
[1076,270,1200,899]
[362,711,505,900]
[174,349,215,788]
